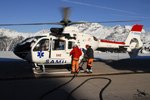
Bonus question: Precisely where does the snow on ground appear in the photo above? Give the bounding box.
[0,51,23,61]
[94,51,150,60]
[0,51,150,61]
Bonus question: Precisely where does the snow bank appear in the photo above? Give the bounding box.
[94,51,150,60]
[0,51,23,61]
[0,51,150,62]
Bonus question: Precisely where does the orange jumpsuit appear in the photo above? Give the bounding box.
[70,46,82,72]
[85,45,94,71]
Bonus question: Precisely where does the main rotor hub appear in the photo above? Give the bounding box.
[60,20,72,26]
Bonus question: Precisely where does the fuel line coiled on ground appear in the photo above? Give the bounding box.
[39,58,112,100]
[67,77,112,100]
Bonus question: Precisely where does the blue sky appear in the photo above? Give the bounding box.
[0,0,150,33]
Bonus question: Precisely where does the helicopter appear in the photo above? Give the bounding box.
[0,7,143,73]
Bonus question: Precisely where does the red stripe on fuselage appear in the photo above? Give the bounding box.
[100,40,125,45]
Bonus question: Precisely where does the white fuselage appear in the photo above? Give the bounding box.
[14,25,143,65]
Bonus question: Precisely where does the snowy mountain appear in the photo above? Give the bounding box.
[74,23,146,42]
[0,28,50,51]
[0,28,50,38]
[0,23,150,52]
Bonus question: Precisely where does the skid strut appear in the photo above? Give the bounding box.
[42,65,46,73]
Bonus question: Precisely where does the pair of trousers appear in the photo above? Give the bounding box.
[72,58,79,72]
[87,59,94,70]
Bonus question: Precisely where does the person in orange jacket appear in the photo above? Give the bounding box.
[85,44,94,73]
[70,44,82,73]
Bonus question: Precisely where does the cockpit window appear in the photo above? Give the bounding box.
[19,36,44,46]
[20,37,35,46]
[52,39,65,50]
[68,41,75,49]
[33,39,49,51]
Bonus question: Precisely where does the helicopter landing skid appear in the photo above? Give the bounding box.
[33,71,72,75]
[33,63,72,75]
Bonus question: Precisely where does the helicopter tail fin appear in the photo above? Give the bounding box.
[125,25,143,58]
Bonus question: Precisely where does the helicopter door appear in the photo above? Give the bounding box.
[32,38,50,64]
[50,39,67,64]
[65,41,75,64]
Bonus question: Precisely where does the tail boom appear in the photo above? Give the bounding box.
[97,24,143,58]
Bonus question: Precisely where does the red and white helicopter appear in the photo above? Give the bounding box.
[0,7,143,73]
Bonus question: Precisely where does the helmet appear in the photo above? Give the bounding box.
[85,44,89,48]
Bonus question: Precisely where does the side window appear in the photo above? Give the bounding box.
[52,40,65,50]
[33,39,49,51]
[68,41,75,49]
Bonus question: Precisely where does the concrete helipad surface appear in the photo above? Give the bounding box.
[0,51,150,100]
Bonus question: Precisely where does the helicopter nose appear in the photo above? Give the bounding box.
[13,45,28,59]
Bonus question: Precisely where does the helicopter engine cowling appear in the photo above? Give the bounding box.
[62,26,79,37]
[50,28,64,34]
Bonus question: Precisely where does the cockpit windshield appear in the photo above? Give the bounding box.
[20,36,44,46]
[15,36,45,52]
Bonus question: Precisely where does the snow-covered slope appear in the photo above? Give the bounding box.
[0,28,31,38]
[74,23,128,40]
[74,23,146,42]
[0,28,50,38]
[0,23,150,52]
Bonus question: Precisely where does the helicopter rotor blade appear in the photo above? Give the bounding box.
[0,22,63,26]
[61,7,71,23]
[0,20,141,26]
[70,20,142,25]
[91,20,142,23]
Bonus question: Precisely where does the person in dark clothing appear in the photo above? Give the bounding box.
[85,44,94,73]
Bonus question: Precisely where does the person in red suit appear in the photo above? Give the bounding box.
[70,44,82,73]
